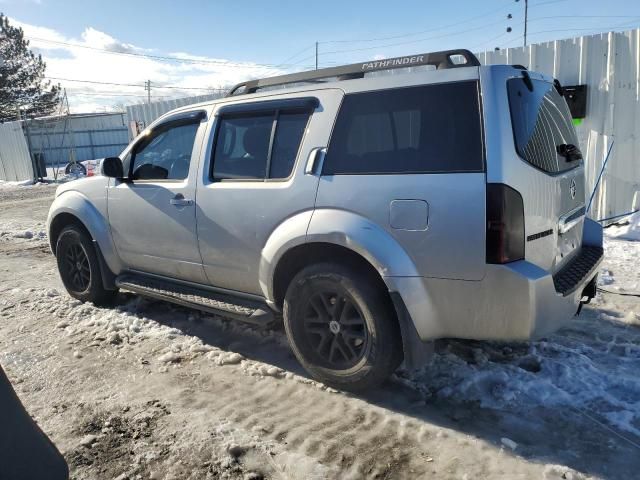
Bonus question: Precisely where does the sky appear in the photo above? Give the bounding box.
[1,0,639,113]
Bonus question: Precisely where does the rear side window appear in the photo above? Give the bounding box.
[323,81,484,175]
[212,109,310,180]
[213,114,272,180]
[507,78,581,173]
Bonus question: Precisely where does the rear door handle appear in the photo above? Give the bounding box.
[170,193,193,206]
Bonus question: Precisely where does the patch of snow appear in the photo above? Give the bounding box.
[501,437,518,450]
[157,351,182,364]
[0,179,36,187]
[215,352,244,366]
[605,211,640,242]
[599,269,615,285]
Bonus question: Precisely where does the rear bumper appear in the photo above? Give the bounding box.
[387,220,604,342]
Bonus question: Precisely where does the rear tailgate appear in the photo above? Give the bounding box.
[506,75,586,274]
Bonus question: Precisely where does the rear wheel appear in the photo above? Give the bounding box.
[55,225,117,306]
[283,263,402,391]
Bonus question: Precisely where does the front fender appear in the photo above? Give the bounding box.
[47,190,124,275]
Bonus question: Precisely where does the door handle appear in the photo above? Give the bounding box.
[170,193,193,206]
[305,147,327,175]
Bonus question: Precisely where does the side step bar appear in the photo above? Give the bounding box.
[115,273,275,325]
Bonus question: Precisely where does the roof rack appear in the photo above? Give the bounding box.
[227,49,480,96]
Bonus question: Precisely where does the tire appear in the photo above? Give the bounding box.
[55,225,117,306]
[283,263,403,391]
[64,162,86,176]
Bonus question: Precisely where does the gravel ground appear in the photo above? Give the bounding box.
[1,183,639,480]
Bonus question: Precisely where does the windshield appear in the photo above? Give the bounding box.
[507,78,581,173]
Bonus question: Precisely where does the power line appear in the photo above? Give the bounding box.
[45,76,226,92]
[529,0,570,7]
[526,23,640,37]
[530,15,640,21]
[319,2,513,44]
[70,92,168,98]
[319,18,508,56]
[471,31,513,52]
[26,36,309,69]
[273,44,316,68]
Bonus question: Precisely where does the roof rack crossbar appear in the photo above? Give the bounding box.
[227,49,480,97]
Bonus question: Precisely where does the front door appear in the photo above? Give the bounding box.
[107,111,208,283]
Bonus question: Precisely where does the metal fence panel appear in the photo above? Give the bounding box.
[125,93,225,134]
[479,28,640,220]
[25,113,129,168]
[0,121,33,182]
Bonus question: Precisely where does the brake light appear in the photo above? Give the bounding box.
[486,184,525,264]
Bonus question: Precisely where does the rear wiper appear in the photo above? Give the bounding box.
[556,143,583,162]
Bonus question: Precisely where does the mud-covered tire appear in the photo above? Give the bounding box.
[283,263,403,391]
[55,225,117,306]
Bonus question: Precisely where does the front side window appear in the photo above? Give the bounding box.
[507,78,581,173]
[323,81,484,175]
[212,109,310,180]
[131,121,199,180]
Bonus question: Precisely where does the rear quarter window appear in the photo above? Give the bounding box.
[507,78,581,174]
[323,81,484,175]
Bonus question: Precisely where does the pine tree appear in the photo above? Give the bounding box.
[0,13,60,122]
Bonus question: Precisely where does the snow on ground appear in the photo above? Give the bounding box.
[1,185,640,479]
[402,234,640,439]
[605,211,640,242]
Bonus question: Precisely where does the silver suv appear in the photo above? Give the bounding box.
[47,49,603,390]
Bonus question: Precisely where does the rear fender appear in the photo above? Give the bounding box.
[306,209,420,278]
[259,210,314,302]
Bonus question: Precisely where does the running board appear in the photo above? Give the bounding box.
[115,274,275,325]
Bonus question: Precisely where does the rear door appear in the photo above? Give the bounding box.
[505,75,585,273]
[314,76,487,280]
[196,90,343,295]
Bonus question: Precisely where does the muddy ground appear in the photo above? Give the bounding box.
[1,183,639,479]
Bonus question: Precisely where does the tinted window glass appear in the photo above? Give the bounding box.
[212,110,310,180]
[212,114,272,180]
[131,122,199,180]
[323,82,484,175]
[269,111,309,179]
[508,78,581,173]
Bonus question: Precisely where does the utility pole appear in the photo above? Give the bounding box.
[144,80,151,104]
[524,0,528,47]
[315,42,318,70]
[516,0,528,47]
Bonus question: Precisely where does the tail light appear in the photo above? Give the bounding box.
[486,184,525,264]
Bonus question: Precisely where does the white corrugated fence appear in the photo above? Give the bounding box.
[0,121,34,182]
[478,28,640,221]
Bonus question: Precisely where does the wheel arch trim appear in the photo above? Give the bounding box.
[261,208,420,303]
[47,191,124,275]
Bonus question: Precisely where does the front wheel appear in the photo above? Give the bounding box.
[283,263,403,391]
[55,225,117,306]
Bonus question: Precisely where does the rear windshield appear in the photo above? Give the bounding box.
[507,78,581,173]
[323,81,484,175]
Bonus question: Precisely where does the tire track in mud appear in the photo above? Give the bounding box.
[203,375,438,479]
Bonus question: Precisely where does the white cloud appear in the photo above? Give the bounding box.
[7,17,287,113]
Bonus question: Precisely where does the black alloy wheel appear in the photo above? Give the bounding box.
[63,243,91,293]
[303,290,369,369]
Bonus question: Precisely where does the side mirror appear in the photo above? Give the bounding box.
[102,157,124,179]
